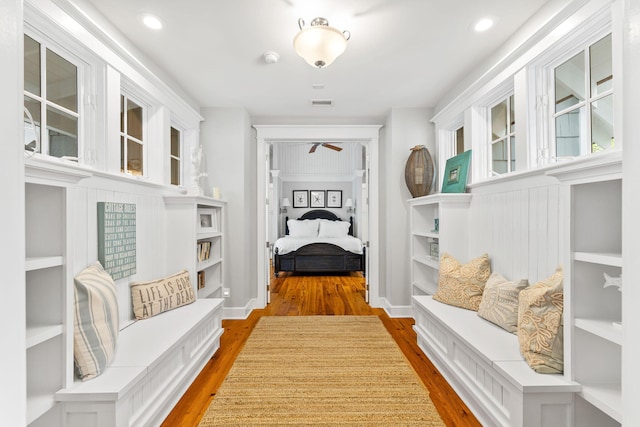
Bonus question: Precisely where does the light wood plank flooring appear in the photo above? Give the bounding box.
[162,272,481,427]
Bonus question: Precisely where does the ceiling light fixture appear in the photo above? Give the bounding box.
[474,17,494,32]
[140,13,163,30]
[293,17,350,69]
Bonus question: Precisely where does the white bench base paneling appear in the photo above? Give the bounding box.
[413,295,579,427]
[56,298,224,427]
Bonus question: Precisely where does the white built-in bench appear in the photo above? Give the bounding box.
[413,295,579,427]
[56,298,224,427]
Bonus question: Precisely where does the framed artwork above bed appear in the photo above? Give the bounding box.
[326,190,342,208]
[293,190,308,208]
[310,190,325,208]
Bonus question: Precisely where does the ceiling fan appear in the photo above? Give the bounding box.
[309,142,342,153]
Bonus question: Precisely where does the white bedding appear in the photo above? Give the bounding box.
[274,235,364,255]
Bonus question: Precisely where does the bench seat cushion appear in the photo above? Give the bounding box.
[415,295,523,363]
[112,298,218,367]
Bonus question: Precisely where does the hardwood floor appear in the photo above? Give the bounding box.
[161,272,481,427]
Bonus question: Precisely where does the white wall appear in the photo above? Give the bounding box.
[622,0,640,423]
[200,107,257,309]
[382,108,435,310]
[1,0,26,423]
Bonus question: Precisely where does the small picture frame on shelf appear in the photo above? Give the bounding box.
[430,241,440,260]
[310,190,325,208]
[198,208,217,233]
[293,190,308,208]
[326,190,342,208]
[442,150,472,193]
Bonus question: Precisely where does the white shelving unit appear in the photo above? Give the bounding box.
[549,151,622,427]
[24,160,91,427]
[164,196,226,299]
[408,193,472,295]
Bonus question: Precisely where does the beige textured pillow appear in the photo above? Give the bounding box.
[517,266,564,374]
[130,270,195,319]
[433,253,491,311]
[478,273,528,333]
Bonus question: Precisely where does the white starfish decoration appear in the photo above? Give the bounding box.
[603,273,622,292]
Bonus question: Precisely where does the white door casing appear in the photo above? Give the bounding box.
[254,125,382,309]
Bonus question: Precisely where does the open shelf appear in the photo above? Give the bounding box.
[197,231,222,240]
[574,318,622,345]
[197,257,223,271]
[413,256,439,269]
[25,256,63,271]
[580,383,622,423]
[26,324,64,349]
[573,252,622,267]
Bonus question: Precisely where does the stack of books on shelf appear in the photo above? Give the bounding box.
[197,241,212,262]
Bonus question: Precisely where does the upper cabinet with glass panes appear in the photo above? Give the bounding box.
[554,34,613,158]
[24,34,79,160]
[490,94,515,175]
[120,95,145,176]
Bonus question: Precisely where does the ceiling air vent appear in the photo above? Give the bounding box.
[311,99,334,107]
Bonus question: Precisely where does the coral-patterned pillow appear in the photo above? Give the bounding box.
[433,253,491,311]
[517,266,564,374]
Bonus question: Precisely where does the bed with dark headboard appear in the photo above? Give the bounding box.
[273,210,366,277]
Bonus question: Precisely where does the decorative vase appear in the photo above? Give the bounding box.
[405,145,435,197]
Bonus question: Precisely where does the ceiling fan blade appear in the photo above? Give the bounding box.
[322,143,342,152]
[309,143,319,153]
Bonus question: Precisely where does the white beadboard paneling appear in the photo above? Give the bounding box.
[276,142,359,176]
[469,172,561,284]
[74,177,169,325]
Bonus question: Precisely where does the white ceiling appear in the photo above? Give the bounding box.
[84,0,550,122]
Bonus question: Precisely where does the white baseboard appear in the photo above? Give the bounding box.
[222,298,257,320]
[380,298,413,318]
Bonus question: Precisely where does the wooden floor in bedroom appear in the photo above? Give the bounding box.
[162,272,481,427]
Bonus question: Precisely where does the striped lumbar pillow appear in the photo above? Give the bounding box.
[73,261,119,381]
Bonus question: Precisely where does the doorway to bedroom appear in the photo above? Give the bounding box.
[255,125,381,310]
[268,141,368,303]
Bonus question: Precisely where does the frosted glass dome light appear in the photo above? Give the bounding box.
[293,17,350,69]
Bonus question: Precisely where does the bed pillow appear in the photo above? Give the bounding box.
[433,253,491,311]
[517,266,564,374]
[73,261,119,381]
[318,220,350,238]
[287,219,319,237]
[477,272,529,333]
[130,270,195,320]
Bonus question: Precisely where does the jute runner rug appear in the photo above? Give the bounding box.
[199,316,445,426]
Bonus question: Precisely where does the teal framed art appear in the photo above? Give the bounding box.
[441,150,472,193]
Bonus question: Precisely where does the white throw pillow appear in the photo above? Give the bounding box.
[287,219,319,237]
[318,220,350,238]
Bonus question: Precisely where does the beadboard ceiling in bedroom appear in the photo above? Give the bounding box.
[273,142,363,178]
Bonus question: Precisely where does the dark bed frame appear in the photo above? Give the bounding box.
[273,210,366,277]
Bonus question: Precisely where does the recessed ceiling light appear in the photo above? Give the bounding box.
[474,17,494,32]
[140,13,163,30]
